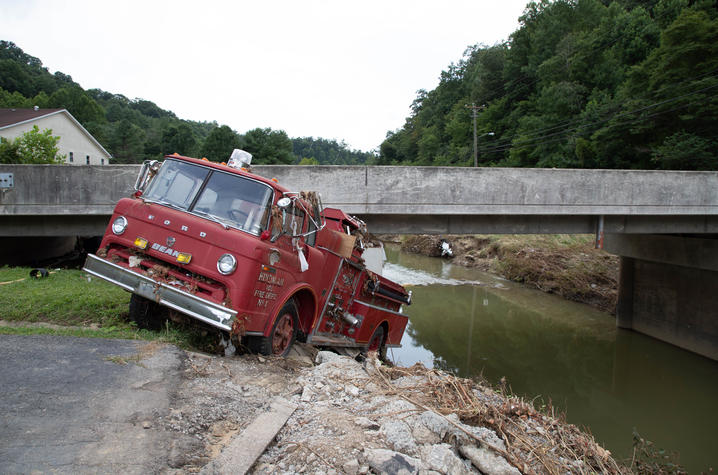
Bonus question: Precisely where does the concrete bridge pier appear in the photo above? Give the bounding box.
[605,234,718,361]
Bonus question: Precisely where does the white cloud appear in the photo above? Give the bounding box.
[0,0,527,151]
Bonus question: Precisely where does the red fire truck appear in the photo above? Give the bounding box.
[83,151,410,357]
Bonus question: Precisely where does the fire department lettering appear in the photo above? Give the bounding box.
[151,242,181,258]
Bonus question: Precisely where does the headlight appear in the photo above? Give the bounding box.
[217,254,237,275]
[112,216,128,235]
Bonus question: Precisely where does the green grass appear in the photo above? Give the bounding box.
[0,266,219,351]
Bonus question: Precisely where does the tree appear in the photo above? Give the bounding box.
[297,157,320,165]
[241,127,293,164]
[0,126,64,164]
[107,119,146,163]
[200,125,241,161]
[161,124,197,156]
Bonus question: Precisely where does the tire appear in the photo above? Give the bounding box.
[129,294,166,331]
[366,325,387,360]
[254,301,298,357]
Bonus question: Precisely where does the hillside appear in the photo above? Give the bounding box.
[379,0,718,170]
[0,41,373,165]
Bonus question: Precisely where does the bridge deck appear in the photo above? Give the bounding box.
[1,164,717,236]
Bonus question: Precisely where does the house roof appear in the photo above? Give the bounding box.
[0,108,112,158]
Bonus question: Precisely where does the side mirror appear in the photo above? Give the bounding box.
[134,160,160,193]
[277,197,291,209]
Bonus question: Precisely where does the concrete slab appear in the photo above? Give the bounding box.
[201,397,297,475]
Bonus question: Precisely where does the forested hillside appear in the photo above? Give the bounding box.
[0,40,373,165]
[380,0,718,170]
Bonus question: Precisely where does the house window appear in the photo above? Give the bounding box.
[101,158,104,165]
[69,152,73,163]
[86,155,90,165]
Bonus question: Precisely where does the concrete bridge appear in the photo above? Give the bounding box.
[1,164,717,360]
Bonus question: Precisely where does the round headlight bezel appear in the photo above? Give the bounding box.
[111,216,128,235]
[217,253,237,275]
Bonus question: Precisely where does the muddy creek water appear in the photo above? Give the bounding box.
[384,246,718,472]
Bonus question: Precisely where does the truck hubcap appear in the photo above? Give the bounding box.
[272,313,294,355]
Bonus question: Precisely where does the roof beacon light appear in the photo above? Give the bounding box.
[228,149,252,170]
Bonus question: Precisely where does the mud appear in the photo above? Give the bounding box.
[388,235,619,314]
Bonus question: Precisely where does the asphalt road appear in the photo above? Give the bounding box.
[0,334,187,474]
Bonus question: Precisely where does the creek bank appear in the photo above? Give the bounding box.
[382,234,619,314]
[171,345,624,474]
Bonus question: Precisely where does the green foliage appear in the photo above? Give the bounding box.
[0,125,64,164]
[200,125,241,161]
[292,136,375,165]
[379,0,718,170]
[297,157,320,165]
[0,266,221,352]
[241,127,293,164]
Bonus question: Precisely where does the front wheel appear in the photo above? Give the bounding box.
[253,301,298,357]
[129,294,166,331]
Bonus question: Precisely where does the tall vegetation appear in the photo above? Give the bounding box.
[0,125,64,164]
[380,0,718,170]
[0,41,373,165]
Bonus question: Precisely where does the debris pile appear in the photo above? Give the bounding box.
[252,351,624,474]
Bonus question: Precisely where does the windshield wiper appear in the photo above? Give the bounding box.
[142,197,185,211]
[192,210,232,230]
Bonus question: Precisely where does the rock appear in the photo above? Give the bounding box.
[417,411,450,440]
[358,464,370,474]
[420,444,472,475]
[412,424,441,445]
[300,386,313,402]
[364,448,422,475]
[459,445,520,475]
[380,420,418,455]
[354,417,381,431]
[345,383,361,396]
[342,458,360,475]
[142,420,152,429]
[379,399,418,418]
[315,351,342,364]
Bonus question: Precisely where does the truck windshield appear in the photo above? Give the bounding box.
[143,159,274,235]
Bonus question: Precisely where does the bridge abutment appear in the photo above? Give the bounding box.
[606,234,718,361]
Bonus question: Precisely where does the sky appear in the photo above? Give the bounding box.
[0,0,528,152]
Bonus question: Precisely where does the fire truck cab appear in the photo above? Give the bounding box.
[83,151,410,356]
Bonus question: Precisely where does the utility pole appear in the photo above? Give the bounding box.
[465,103,494,167]
[465,103,482,167]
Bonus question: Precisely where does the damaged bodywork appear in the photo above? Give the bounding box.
[84,151,411,356]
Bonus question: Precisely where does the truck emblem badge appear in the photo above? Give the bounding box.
[148,215,154,220]
[164,220,171,225]
[200,232,206,238]
[181,225,188,231]
[166,237,176,247]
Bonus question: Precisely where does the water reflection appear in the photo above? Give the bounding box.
[386,246,718,472]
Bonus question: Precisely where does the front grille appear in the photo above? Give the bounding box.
[101,245,227,305]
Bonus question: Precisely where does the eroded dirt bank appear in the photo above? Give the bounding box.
[383,235,619,314]
[168,345,624,474]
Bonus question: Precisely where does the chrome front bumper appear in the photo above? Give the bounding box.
[83,254,235,331]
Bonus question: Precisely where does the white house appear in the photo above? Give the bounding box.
[0,108,111,165]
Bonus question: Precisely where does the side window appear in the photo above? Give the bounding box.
[282,205,305,236]
[69,152,74,163]
[306,213,317,247]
